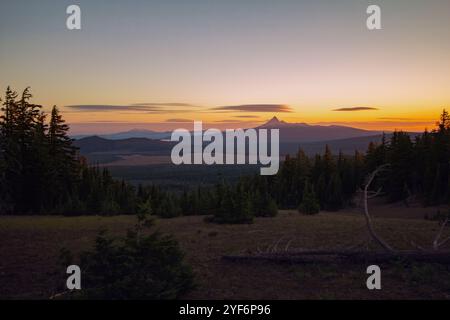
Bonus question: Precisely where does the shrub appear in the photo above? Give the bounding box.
[254,197,278,218]
[253,190,278,217]
[60,214,194,299]
[212,185,254,224]
[156,195,181,218]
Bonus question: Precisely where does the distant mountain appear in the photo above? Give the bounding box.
[281,134,384,156]
[101,129,172,140]
[74,133,383,162]
[73,118,421,165]
[74,136,174,154]
[259,116,308,128]
[258,116,381,143]
[72,129,171,140]
[74,132,422,165]
[72,117,381,143]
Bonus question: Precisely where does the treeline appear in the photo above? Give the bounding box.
[135,178,277,224]
[0,87,136,215]
[0,87,278,221]
[365,110,450,206]
[1,87,448,220]
[261,109,450,213]
[266,147,364,212]
[125,109,450,222]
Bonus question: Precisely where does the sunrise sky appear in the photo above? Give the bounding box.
[1,0,449,134]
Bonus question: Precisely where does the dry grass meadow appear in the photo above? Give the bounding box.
[1,204,450,300]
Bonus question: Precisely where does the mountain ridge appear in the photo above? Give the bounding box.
[72,117,381,142]
[257,116,381,142]
[72,117,409,164]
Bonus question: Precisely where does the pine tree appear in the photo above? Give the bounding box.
[0,87,44,213]
[157,194,181,218]
[180,190,190,215]
[298,180,320,215]
[48,106,79,205]
[0,87,145,215]
[431,165,442,205]
[422,164,435,206]
[386,131,414,202]
[325,172,344,211]
[315,173,327,208]
[29,112,51,212]
[323,145,335,181]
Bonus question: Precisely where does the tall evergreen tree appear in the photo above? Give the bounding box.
[298,180,320,215]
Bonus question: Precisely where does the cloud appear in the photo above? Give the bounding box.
[143,110,192,114]
[315,120,435,132]
[66,103,292,114]
[65,103,197,114]
[377,117,415,121]
[66,105,152,112]
[212,119,250,124]
[164,118,192,123]
[75,120,134,123]
[164,118,254,124]
[332,107,379,112]
[211,104,292,113]
[131,102,199,108]
[234,115,261,119]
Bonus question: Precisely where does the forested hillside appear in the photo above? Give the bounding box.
[1,87,448,221]
[0,87,136,215]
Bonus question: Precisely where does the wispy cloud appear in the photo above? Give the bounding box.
[66,103,292,114]
[377,117,415,121]
[66,105,151,112]
[315,120,435,132]
[212,119,251,124]
[211,104,293,113]
[65,103,198,114]
[332,107,379,112]
[164,118,192,123]
[131,102,199,108]
[164,118,254,124]
[234,115,261,119]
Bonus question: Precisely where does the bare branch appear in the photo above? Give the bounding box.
[363,164,395,253]
[272,237,284,253]
[49,290,70,300]
[284,238,294,252]
[410,240,426,251]
[434,217,450,250]
[437,236,450,248]
[223,250,450,264]
[368,187,383,199]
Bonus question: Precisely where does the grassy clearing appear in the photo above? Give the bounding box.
[1,210,450,299]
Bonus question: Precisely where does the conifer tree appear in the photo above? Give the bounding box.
[298,180,320,215]
[325,172,344,211]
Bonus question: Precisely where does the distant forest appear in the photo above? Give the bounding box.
[1,87,449,222]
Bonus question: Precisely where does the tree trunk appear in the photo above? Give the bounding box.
[223,250,450,264]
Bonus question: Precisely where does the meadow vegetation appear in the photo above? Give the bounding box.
[1,210,450,299]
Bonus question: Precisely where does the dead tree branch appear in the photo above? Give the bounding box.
[223,166,450,265]
[433,217,450,250]
[223,250,450,264]
[363,165,395,252]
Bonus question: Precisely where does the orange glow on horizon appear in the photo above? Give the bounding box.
[63,106,445,134]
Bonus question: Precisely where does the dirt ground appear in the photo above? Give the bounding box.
[1,205,450,300]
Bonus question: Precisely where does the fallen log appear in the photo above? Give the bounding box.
[224,166,450,266]
[223,250,450,264]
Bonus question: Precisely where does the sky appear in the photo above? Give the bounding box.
[1,0,449,134]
